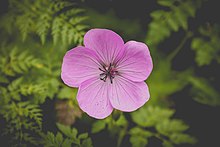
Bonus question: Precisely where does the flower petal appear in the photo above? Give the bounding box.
[61,46,101,87]
[77,78,113,119]
[116,41,153,82]
[109,76,150,111]
[84,29,124,65]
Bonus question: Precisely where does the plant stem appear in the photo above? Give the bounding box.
[168,31,193,61]
[117,123,128,147]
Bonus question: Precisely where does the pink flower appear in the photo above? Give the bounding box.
[61,29,153,119]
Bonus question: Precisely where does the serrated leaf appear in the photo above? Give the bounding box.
[62,139,72,147]
[55,132,63,145]
[156,119,189,136]
[167,14,179,31]
[188,76,220,106]
[78,133,88,140]
[131,106,174,127]
[81,138,93,147]
[170,133,197,144]
[129,127,152,138]
[56,123,77,139]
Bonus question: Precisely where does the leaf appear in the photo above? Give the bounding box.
[115,114,127,127]
[129,127,153,138]
[57,87,78,100]
[56,123,78,139]
[157,0,174,7]
[162,140,174,147]
[188,76,220,106]
[51,17,62,44]
[170,133,197,144]
[91,121,106,133]
[3,0,87,45]
[146,0,201,46]
[55,132,63,145]
[167,14,179,31]
[174,8,188,30]
[16,14,33,41]
[62,139,72,147]
[147,59,192,104]
[130,136,148,147]
[191,25,220,66]
[0,74,9,83]
[131,106,174,127]
[36,14,51,44]
[156,119,189,136]
[81,138,93,147]
[1,47,39,76]
[78,133,88,140]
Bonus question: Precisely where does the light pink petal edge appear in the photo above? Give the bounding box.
[77,77,113,119]
[61,46,100,87]
[109,76,150,112]
[84,28,124,65]
[117,41,153,82]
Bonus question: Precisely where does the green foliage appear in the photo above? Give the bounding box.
[0,39,78,146]
[0,101,42,146]
[191,24,220,66]
[130,106,196,147]
[91,120,106,133]
[131,106,174,127]
[58,86,78,100]
[188,76,220,106]
[91,111,128,134]
[147,58,192,105]
[146,0,202,46]
[0,47,40,76]
[129,127,153,147]
[0,0,88,45]
[43,123,93,147]
[91,111,128,146]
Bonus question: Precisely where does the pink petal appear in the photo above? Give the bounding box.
[116,41,153,82]
[109,76,150,111]
[61,46,101,87]
[77,78,113,119]
[84,29,124,65]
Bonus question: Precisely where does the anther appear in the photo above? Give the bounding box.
[99,63,118,84]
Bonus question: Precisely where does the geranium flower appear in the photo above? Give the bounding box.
[61,29,153,119]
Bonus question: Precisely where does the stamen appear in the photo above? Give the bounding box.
[99,68,105,72]
[99,63,118,84]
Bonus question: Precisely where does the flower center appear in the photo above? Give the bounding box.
[99,63,118,84]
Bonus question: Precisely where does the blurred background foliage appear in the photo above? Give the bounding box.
[0,0,220,147]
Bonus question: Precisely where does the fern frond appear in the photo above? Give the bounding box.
[191,24,220,66]
[36,14,52,44]
[146,0,202,46]
[42,123,93,147]
[3,0,88,45]
[16,14,34,41]
[0,47,40,76]
[0,101,42,145]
